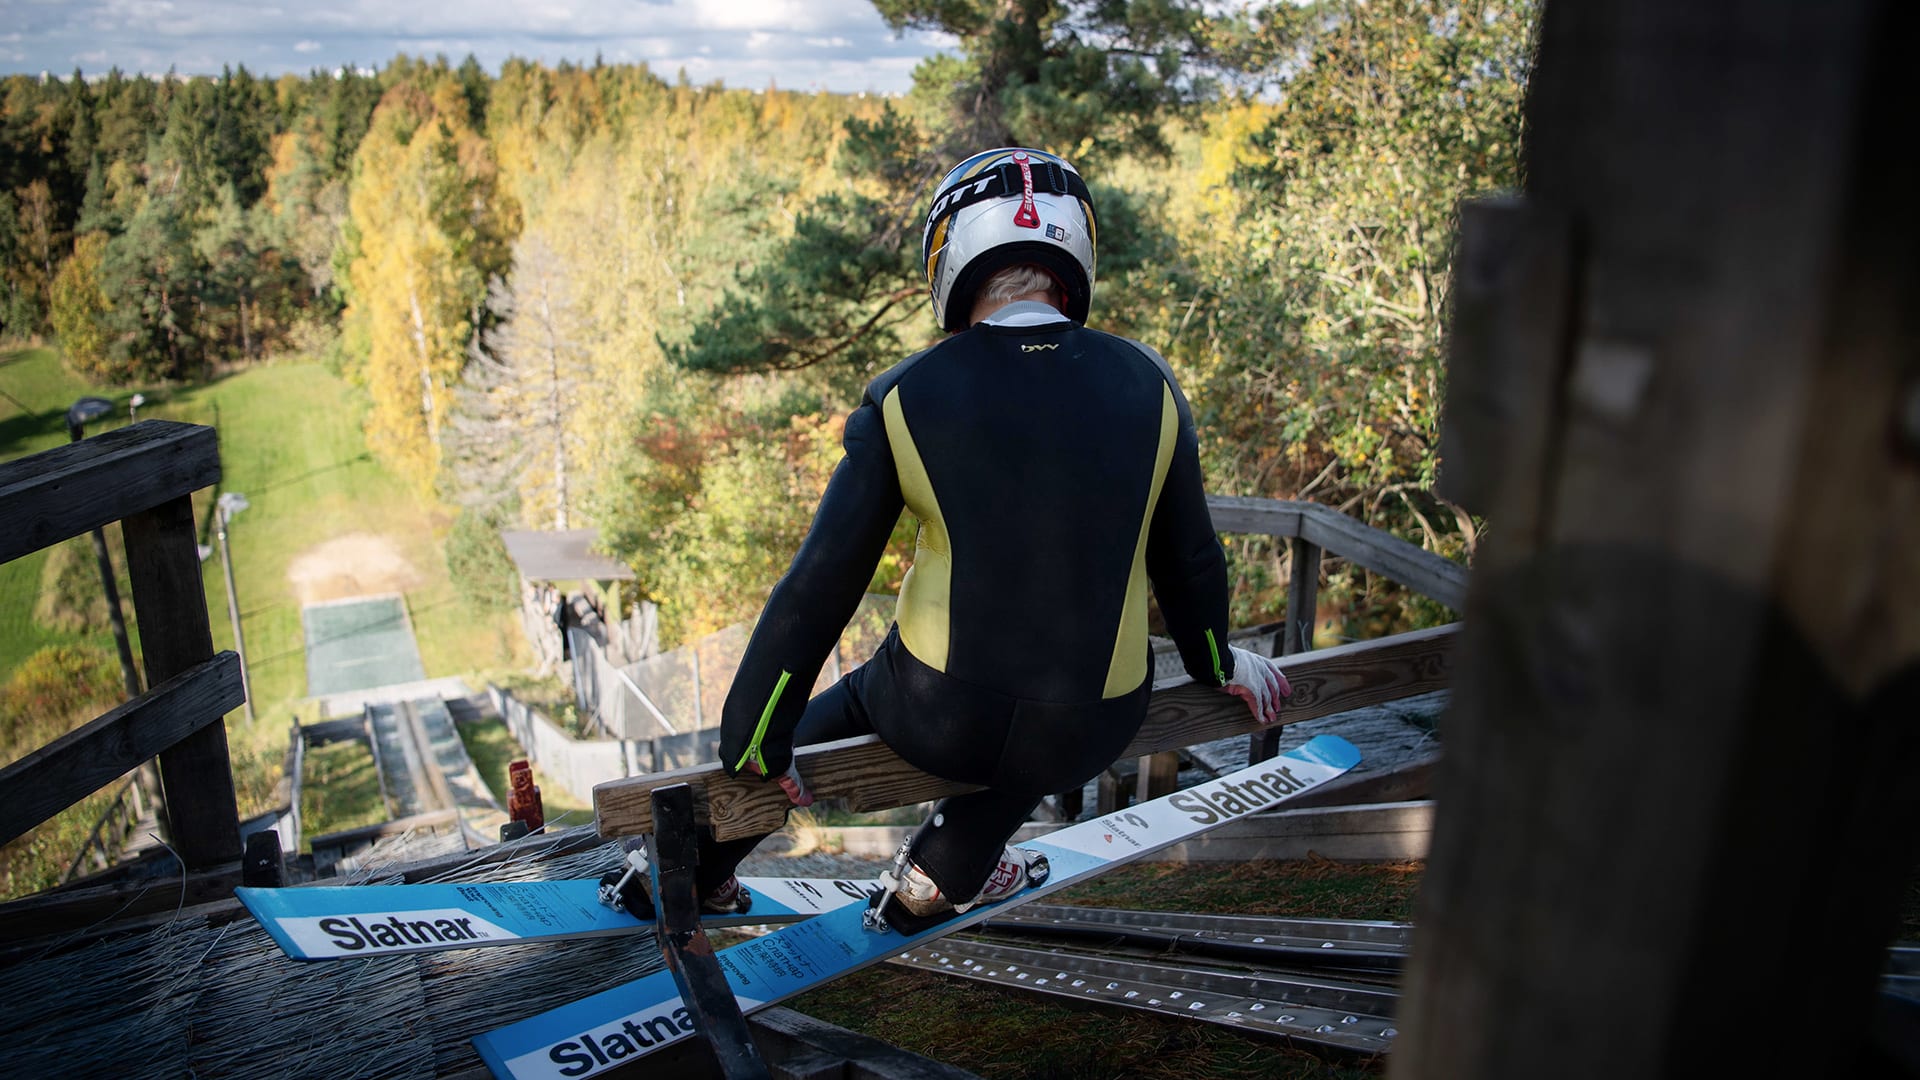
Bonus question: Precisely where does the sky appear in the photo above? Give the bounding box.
[0,0,959,94]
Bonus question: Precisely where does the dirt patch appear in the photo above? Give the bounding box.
[287,533,425,605]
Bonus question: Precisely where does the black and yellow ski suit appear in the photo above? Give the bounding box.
[709,302,1237,903]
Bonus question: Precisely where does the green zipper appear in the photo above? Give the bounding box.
[734,669,792,775]
[1205,629,1226,686]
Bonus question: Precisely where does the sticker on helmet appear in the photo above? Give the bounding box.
[1046,224,1070,242]
[1011,151,1041,229]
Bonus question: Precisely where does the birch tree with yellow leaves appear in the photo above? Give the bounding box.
[340,78,517,490]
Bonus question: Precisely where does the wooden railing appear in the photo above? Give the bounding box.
[0,421,245,870]
[594,495,1468,840]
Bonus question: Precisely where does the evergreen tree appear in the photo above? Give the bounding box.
[670,0,1263,377]
[101,190,203,380]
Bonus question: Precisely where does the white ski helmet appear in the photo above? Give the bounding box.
[922,147,1097,332]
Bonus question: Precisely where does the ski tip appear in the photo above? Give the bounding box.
[1293,733,1362,770]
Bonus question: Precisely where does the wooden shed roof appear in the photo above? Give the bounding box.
[498,529,634,582]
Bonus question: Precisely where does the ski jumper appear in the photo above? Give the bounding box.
[710,301,1237,903]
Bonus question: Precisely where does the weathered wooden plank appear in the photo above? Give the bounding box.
[1286,752,1439,811]
[124,494,242,868]
[1297,502,1469,610]
[1203,494,1306,538]
[0,420,220,565]
[594,625,1456,841]
[1161,800,1435,863]
[1134,751,1180,802]
[0,654,243,847]
[1133,624,1456,754]
[0,865,249,951]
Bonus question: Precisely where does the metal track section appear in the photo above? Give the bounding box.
[366,701,430,818]
[982,905,1410,971]
[893,937,1398,1055]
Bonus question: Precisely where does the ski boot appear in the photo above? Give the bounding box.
[864,843,1048,935]
[597,841,754,920]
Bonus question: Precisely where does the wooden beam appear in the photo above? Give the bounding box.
[124,494,242,868]
[1296,502,1469,611]
[1398,2,1920,1077]
[0,654,243,847]
[1203,494,1306,538]
[1202,494,1469,610]
[594,624,1456,841]
[1133,624,1456,754]
[0,420,220,565]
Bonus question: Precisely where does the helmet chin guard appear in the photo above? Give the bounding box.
[922,148,1098,332]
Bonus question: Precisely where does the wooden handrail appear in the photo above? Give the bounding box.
[593,624,1456,841]
[0,420,220,565]
[0,420,241,874]
[0,654,243,848]
[1204,494,1470,611]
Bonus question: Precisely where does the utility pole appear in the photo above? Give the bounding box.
[215,492,256,724]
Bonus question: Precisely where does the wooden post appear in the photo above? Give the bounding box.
[1255,537,1322,764]
[1133,751,1180,804]
[650,783,769,1079]
[1397,3,1920,1077]
[122,494,242,868]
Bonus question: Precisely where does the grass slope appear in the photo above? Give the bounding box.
[0,345,527,812]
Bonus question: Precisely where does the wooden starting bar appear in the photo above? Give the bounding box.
[593,624,1455,842]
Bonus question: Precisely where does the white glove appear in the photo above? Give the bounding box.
[1220,645,1291,726]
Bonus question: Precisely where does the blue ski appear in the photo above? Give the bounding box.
[237,874,880,960]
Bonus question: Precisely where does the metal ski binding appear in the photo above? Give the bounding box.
[597,840,654,917]
[862,834,915,934]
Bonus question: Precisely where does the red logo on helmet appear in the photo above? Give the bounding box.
[1011,152,1041,229]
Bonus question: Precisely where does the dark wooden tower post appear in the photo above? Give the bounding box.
[1399,1,1920,1076]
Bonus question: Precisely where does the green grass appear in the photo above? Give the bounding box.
[788,860,1417,1079]
[456,717,594,828]
[0,348,111,676]
[299,738,389,844]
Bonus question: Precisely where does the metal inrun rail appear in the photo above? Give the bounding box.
[984,905,1411,971]
[893,937,1399,1055]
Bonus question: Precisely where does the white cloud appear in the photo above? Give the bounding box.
[3,0,957,91]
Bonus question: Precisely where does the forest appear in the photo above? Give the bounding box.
[0,0,1537,648]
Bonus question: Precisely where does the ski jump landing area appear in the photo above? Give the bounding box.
[303,593,427,699]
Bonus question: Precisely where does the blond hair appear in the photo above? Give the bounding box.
[975,264,1063,311]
